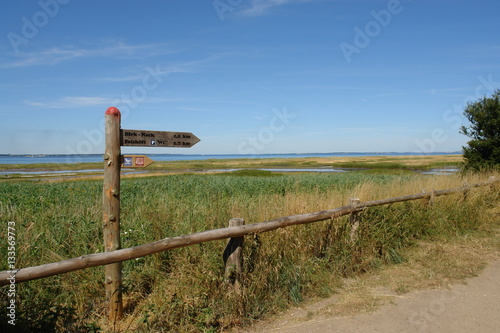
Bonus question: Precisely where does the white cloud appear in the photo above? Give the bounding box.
[237,0,324,17]
[428,88,469,97]
[0,41,179,69]
[24,96,116,108]
[98,65,190,82]
[97,53,236,82]
[24,95,178,109]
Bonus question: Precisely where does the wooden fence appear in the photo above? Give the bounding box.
[1,176,497,286]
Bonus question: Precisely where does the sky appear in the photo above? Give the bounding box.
[1,0,499,155]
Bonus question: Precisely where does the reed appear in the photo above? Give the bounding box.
[0,170,498,332]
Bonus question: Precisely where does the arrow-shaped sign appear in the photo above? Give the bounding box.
[121,155,154,168]
[120,129,200,148]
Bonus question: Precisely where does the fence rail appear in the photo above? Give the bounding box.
[1,177,497,286]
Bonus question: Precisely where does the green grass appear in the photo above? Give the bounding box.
[0,162,102,171]
[0,170,497,332]
[213,169,282,177]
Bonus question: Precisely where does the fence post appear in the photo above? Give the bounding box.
[462,181,469,201]
[349,198,361,243]
[223,218,245,293]
[103,107,123,322]
[422,189,435,207]
[488,176,496,192]
[422,189,429,206]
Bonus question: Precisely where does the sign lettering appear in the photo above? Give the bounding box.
[120,129,200,148]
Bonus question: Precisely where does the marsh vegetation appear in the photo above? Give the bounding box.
[0,156,498,332]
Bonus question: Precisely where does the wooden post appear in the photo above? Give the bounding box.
[422,189,430,206]
[223,218,245,293]
[103,107,123,322]
[462,181,469,202]
[423,189,435,207]
[488,176,496,192]
[349,198,361,243]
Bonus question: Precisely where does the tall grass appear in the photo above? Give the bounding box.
[0,171,498,332]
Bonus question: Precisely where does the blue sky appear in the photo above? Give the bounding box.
[1,0,499,155]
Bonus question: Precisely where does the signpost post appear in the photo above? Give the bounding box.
[102,107,200,323]
[103,107,122,323]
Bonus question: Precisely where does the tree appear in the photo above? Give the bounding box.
[460,89,500,170]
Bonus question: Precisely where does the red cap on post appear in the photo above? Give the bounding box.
[105,106,121,117]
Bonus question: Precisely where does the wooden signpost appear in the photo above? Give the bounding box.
[103,107,199,322]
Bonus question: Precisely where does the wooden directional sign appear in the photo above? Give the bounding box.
[121,155,154,168]
[120,129,200,148]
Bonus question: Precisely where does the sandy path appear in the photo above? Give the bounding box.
[240,260,500,333]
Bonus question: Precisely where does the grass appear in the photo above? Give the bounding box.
[151,154,464,172]
[0,162,102,171]
[0,157,498,332]
[0,154,463,182]
[213,169,282,177]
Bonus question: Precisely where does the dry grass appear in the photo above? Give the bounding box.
[299,154,462,166]
[1,166,498,332]
[88,171,500,331]
[269,177,500,322]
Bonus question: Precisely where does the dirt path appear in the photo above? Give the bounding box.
[239,259,500,333]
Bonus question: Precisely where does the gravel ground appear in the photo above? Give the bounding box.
[239,259,500,333]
